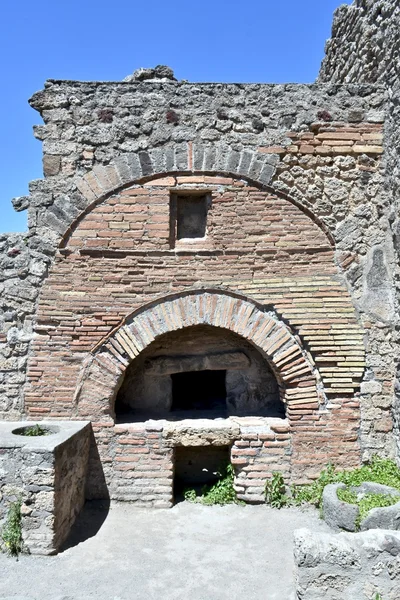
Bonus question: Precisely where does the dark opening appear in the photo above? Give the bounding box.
[176,195,207,239]
[174,445,231,501]
[171,370,227,413]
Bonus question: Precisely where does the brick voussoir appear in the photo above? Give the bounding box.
[75,176,98,203]
[104,343,129,367]
[83,170,106,197]
[115,331,137,359]
[107,340,129,366]
[95,352,125,375]
[237,150,253,177]
[92,165,114,193]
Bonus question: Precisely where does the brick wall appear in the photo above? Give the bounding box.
[21,175,364,497]
[1,72,397,497]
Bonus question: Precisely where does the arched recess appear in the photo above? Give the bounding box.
[72,289,322,421]
[62,142,335,248]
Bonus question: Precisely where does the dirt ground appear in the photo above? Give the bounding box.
[0,501,331,600]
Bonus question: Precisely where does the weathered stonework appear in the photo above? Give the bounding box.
[1,0,399,508]
[294,528,400,600]
[319,0,400,463]
[0,421,90,554]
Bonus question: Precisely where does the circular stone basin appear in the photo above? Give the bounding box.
[323,482,400,532]
[12,424,59,437]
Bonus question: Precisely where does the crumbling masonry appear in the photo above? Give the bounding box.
[0,0,399,534]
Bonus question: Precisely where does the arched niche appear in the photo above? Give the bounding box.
[73,290,321,422]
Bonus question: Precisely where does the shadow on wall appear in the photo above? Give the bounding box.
[60,430,111,551]
[85,430,111,500]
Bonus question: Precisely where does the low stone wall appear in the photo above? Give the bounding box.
[0,421,90,554]
[294,528,400,600]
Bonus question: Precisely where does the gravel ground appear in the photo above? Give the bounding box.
[0,501,330,600]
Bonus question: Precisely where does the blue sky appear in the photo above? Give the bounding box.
[0,0,351,233]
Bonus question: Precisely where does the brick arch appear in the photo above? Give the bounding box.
[64,143,334,248]
[73,289,322,420]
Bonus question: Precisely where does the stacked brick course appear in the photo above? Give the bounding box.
[259,123,383,157]
[26,181,362,497]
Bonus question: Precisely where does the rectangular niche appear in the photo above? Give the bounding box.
[174,445,231,500]
[171,369,227,414]
[169,192,211,247]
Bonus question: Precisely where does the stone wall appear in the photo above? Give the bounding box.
[0,61,398,489]
[319,0,400,459]
[319,0,399,87]
[0,233,51,419]
[294,527,400,600]
[0,421,90,554]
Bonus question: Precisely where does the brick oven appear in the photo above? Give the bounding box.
[27,163,367,506]
[2,65,397,508]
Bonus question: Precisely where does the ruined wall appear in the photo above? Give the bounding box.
[319,0,400,459]
[0,70,396,467]
[319,0,399,86]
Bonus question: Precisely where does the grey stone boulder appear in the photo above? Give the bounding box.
[360,482,400,531]
[322,482,400,532]
[323,483,359,532]
[294,528,400,600]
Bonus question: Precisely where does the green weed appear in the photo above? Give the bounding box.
[1,499,23,557]
[337,487,399,530]
[291,457,400,509]
[21,424,49,436]
[184,464,243,506]
[264,457,400,512]
[265,472,289,508]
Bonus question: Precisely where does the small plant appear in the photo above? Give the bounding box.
[183,488,198,503]
[337,487,399,530]
[21,424,49,437]
[291,463,338,507]
[265,472,289,508]
[336,487,358,505]
[184,464,242,506]
[290,457,400,509]
[1,499,23,557]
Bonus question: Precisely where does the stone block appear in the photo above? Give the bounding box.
[43,155,61,177]
[0,421,90,555]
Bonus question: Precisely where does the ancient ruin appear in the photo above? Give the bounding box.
[0,0,399,554]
